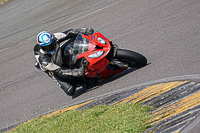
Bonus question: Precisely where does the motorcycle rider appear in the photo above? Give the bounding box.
[34,28,94,96]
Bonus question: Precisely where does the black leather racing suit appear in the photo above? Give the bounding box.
[34,28,94,95]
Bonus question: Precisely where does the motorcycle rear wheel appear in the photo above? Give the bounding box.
[114,48,147,68]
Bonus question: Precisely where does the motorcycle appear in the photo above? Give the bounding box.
[64,32,147,88]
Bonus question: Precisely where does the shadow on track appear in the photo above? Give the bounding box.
[71,64,150,98]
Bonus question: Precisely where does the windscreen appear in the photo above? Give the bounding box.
[73,34,89,56]
[72,34,95,63]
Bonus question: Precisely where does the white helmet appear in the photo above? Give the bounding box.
[37,31,56,53]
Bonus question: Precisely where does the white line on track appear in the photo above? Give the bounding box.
[52,0,123,31]
[0,0,123,54]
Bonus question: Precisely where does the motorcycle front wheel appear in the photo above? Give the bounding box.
[114,48,147,68]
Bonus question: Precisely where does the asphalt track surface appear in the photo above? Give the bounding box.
[0,0,200,132]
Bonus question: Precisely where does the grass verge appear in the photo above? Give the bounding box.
[11,103,154,133]
[0,0,8,5]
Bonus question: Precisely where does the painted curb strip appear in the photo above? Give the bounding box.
[3,79,200,133]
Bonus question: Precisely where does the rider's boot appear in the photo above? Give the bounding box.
[65,85,76,96]
[53,73,77,96]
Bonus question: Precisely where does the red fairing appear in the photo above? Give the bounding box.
[75,32,128,81]
[77,33,111,67]
[86,57,127,81]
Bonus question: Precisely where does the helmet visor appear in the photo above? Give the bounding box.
[40,39,56,52]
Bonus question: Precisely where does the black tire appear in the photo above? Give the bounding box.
[114,48,147,67]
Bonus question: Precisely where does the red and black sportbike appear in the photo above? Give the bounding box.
[64,32,147,88]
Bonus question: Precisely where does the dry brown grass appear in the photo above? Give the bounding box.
[0,0,9,5]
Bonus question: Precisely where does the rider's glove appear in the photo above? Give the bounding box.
[80,28,94,36]
[76,65,85,77]
[85,28,94,36]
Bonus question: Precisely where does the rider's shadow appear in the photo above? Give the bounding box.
[72,67,138,98]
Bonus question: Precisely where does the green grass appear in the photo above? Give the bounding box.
[11,103,154,133]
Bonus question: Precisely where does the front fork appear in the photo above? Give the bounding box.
[109,44,129,68]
